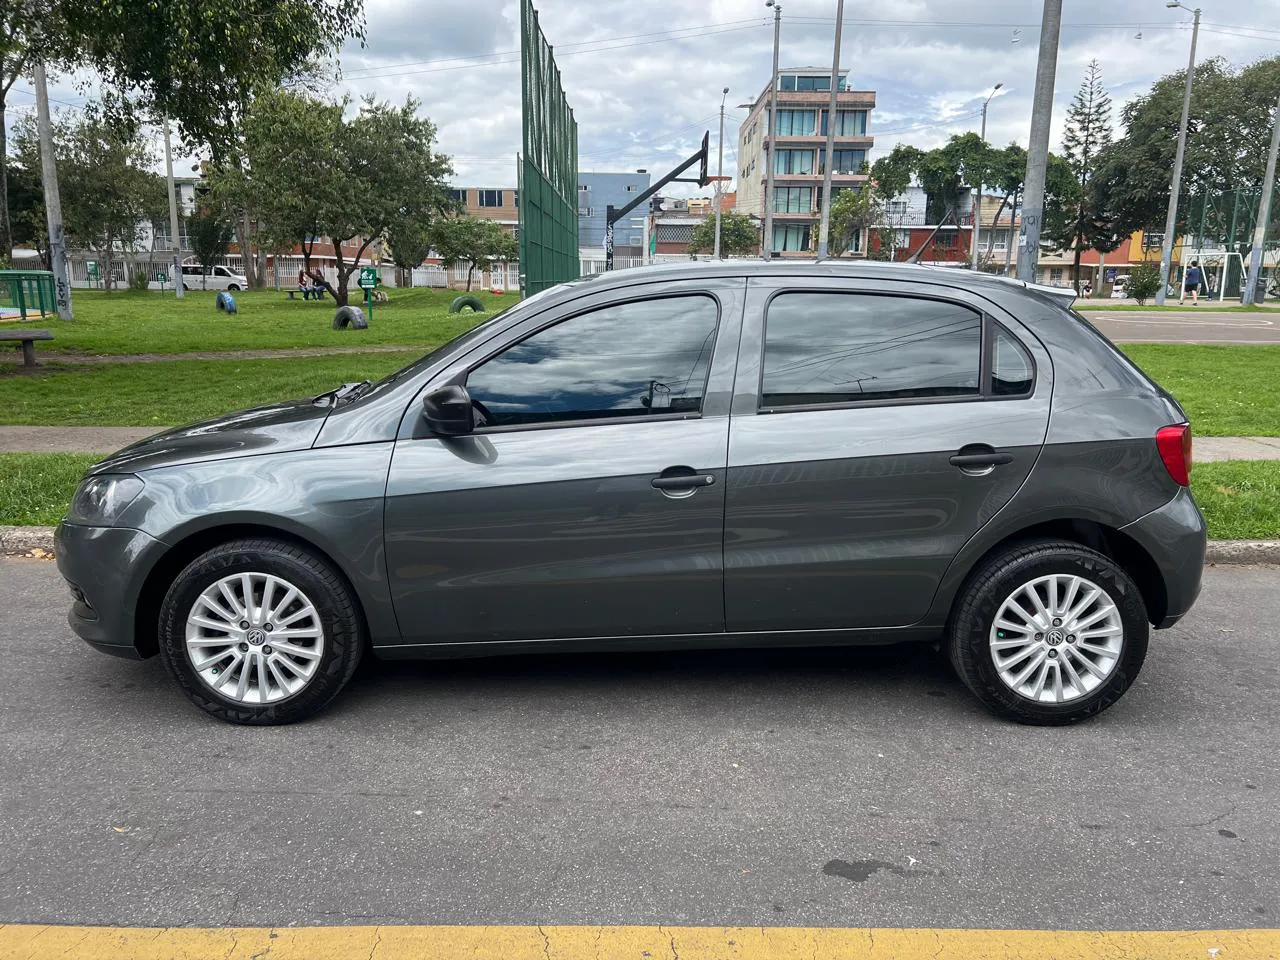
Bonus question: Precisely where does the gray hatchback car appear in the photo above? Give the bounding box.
[56,261,1205,725]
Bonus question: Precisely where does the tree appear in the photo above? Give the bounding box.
[386,220,436,287]
[47,0,364,157]
[1046,61,1116,293]
[687,211,760,256]
[828,187,887,258]
[429,216,518,291]
[225,91,453,304]
[187,210,235,290]
[983,143,1027,264]
[1126,262,1162,305]
[0,9,34,267]
[15,99,164,290]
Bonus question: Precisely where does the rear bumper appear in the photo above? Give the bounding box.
[55,522,166,659]
[1119,487,1207,629]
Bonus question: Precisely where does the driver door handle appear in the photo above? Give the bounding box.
[651,473,716,490]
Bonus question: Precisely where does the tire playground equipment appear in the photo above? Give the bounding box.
[332,305,368,330]
[449,295,486,313]
[215,292,237,314]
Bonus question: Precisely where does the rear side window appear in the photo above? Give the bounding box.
[992,324,1034,396]
[466,295,719,427]
[762,292,982,408]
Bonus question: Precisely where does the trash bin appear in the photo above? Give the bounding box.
[1253,276,1267,304]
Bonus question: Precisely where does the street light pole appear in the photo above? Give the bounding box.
[1155,2,1201,306]
[762,0,782,259]
[1016,0,1062,283]
[1242,94,1280,307]
[816,0,845,259]
[714,87,729,259]
[972,83,1003,273]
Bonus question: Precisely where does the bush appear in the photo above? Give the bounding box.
[1126,262,1161,304]
[128,267,150,292]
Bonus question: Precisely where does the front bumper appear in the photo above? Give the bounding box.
[55,522,167,659]
[1119,486,1207,629]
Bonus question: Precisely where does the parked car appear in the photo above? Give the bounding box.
[180,262,247,291]
[56,261,1204,726]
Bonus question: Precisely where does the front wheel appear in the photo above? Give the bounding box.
[947,540,1149,725]
[158,538,364,724]
[227,284,241,291]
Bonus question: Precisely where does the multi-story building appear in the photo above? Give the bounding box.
[577,171,652,258]
[651,193,736,256]
[736,67,875,255]
[450,186,519,236]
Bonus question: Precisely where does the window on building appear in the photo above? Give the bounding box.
[626,184,639,193]
[819,148,866,175]
[579,184,589,192]
[1050,267,1064,284]
[894,229,912,248]
[772,223,812,252]
[578,207,594,218]
[886,200,909,217]
[464,296,720,427]
[780,75,796,91]
[820,109,868,136]
[513,191,518,208]
[935,231,958,249]
[774,149,815,175]
[760,293,982,408]
[450,189,467,204]
[775,109,817,136]
[774,187,813,214]
[478,190,503,207]
[795,75,831,92]
[992,324,1034,396]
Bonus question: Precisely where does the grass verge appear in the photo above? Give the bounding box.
[9,288,512,356]
[1120,344,1280,437]
[3,454,1277,540]
[0,352,422,426]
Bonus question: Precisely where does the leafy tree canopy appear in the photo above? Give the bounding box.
[687,210,759,256]
[428,216,518,291]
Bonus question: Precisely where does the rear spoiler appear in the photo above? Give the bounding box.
[987,275,1078,306]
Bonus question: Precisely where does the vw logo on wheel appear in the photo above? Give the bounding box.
[1046,630,1064,646]
[246,628,266,646]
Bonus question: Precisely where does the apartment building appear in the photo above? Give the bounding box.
[450,186,519,236]
[736,67,875,255]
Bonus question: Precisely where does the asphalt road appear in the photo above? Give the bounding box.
[1082,309,1280,344]
[1,557,1277,932]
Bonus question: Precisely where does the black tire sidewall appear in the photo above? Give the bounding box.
[157,540,363,724]
[950,543,1150,724]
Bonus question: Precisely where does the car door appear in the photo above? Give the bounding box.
[384,278,745,647]
[724,276,1051,632]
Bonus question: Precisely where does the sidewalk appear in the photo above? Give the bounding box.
[1,426,1278,460]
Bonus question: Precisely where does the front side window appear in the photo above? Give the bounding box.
[465,296,719,428]
[761,293,982,408]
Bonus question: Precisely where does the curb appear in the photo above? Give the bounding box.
[4,526,1280,565]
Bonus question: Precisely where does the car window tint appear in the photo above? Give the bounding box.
[992,324,1034,396]
[762,292,981,407]
[466,296,719,427]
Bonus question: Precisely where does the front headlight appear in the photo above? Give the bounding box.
[67,474,145,526]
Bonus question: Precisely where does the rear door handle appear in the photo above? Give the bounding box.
[651,473,716,490]
[949,451,1014,467]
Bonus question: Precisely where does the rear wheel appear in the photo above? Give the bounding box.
[158,538,364,724]
[947,540,1149,725]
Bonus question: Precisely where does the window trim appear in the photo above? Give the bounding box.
[754,289,1037,415]
[460,291,724,435]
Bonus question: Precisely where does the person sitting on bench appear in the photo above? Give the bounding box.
[297,268,316,300]
[309,268,327,300]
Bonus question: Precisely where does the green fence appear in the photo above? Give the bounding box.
[519,0,579,296]
[0,270,57,321]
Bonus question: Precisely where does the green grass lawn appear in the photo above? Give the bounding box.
[1121,345,1280,437]
[20,287,514,355]
[0,352,421,426]
[4,454,1276,538]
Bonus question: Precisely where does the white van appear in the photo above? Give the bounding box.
[179,263,248,291]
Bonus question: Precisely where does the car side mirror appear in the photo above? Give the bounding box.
[421,384,475,436]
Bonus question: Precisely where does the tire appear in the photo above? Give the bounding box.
[449,294,486,313]
[157,538,364,724]
[947,539,1149,725]
[227,284,241,291]
[332,305,367,330]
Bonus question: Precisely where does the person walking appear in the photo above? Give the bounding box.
[1180,260,1203,305]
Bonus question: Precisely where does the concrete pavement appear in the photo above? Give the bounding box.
[1081,309,1280,344]
[1,557,1278,933]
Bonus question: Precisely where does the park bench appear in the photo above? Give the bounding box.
[0,328,54,368]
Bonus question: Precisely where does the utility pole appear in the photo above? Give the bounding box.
[1016,0,1062,284]
[32,59,72,319]
[762,0,782,259]
[714,87,729,259]
[816,0,845,259]
[972,83,1003,272]
[163,120,184,299]
[1242,94,1280,307]
[1156,3,1200,305]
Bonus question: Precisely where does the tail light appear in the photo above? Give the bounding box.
[1156,423,1192,486]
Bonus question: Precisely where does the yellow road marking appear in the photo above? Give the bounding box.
[1,925,1278,959]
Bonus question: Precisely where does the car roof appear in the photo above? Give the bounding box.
[576,258,1077,306]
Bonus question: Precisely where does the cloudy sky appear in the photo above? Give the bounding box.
[10,0,1280,196]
